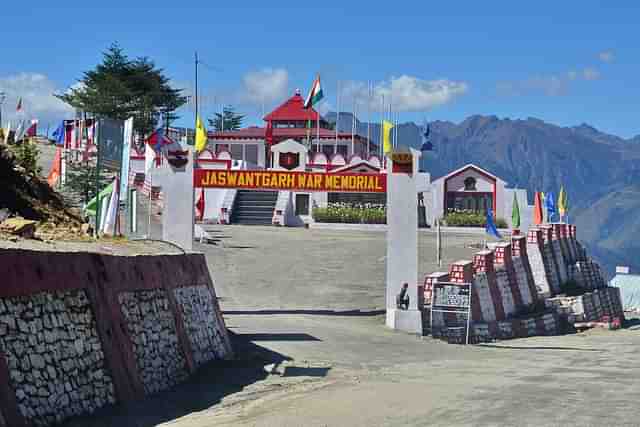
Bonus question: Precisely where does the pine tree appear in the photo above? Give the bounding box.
[57,43,187,147]
[209,106,245,131]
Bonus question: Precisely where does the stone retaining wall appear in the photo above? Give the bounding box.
[119,290,187,395]
[0,290,115,426]
[0,248,233,427]
[174,285,229,367]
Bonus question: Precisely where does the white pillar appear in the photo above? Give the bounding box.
[385,148,422,334]
[153,149,195,251]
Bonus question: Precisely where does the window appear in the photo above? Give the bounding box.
[337,145,348,157]
[230,144,243,160]
[464,177,477,191]
[215,144,229,154]
[322,144,334,158]
[295,194,310,216]
[245,145,258,165]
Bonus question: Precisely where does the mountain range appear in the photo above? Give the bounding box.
[325,112,640,277]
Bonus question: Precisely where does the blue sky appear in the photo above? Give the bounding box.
[1,1,638,137]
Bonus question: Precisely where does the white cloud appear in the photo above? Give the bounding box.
[0,73,73,127]
[241,68,289,105]
[498,67,602,97]
[341,75,468,112]
[582,67,601,81]
[598,50,615,63]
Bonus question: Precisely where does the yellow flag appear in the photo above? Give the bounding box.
[558,186,567,217]
[195,115,207,153]
[383,120,394,154]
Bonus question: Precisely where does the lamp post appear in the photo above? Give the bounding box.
[0,91,6,130]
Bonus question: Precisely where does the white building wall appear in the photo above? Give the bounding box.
[446,169,494,192]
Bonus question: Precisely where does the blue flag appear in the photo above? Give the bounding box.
[154,114,164,152]
[485,209,502,239]
[544,191,556,222]
[52,122,65,146]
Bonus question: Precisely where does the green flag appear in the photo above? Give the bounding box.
[84,181,114,217]
[511,192,521,229]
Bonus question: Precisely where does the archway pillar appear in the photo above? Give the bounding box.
[386,148,423,334]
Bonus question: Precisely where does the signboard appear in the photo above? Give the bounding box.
[430,282,472,344]
[98,118,125,171]
[431,282,471,311]
[390,151,413,174]
[194,170,386,193]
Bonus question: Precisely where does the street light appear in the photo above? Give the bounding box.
[0,91,6,129]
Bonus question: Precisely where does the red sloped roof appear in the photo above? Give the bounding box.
[263,93,322,122]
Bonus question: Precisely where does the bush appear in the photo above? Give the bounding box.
[442,210,508,228]
[313,202,386,224]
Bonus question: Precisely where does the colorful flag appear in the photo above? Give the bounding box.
[14,120,24,141]
[558,186,568,220]
[47,147,62,187]
[511,192,521,230]
[154,113,165,152]
[485,209,502,239]
[196,187,205,221]
[102,177,120,236]
[3,121,11,144]
[382,120,394,154]
[265,120,274,146]
[544,191,556,222]
[84,181,114,217]
[16,98,22,112]
[304,75,324,109]
[25,120,38,137]
[533,192,543,225]
[195,115,208,152]
[52,122,65,146]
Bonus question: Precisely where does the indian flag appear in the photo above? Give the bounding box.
[304,75,324,109]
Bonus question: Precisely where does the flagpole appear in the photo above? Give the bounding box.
[335,80,340,154]
[316,74,320,155]
[380,93,384,159]
[351,96,355,156]
[195,51,199,120]
[193,51,200,240]
[366,81,371,158]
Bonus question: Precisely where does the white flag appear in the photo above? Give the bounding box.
[102,177,120,236]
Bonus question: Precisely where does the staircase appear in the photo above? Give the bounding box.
[231,190,278,225]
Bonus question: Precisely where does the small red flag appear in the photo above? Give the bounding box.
[196,188,205,221]
[265,120,274,145]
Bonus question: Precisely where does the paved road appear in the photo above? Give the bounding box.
[200,225,482,311]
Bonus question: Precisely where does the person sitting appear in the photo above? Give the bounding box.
[396,283,410,310]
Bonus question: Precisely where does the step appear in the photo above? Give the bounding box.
[235,201,277,207]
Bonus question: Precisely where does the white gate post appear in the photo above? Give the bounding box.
[385,147,423,334]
